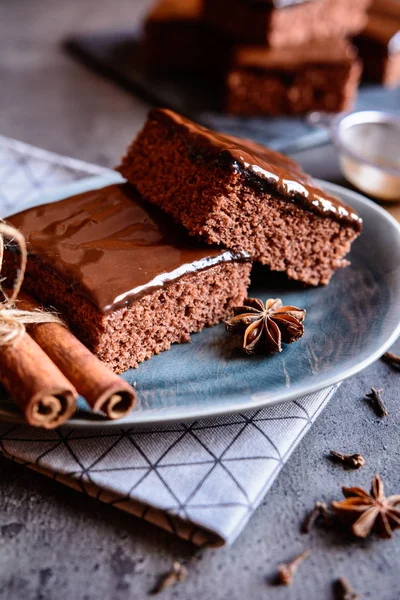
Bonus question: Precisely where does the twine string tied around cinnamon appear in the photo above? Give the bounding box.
[0,221,64,345]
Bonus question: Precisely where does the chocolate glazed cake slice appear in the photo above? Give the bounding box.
[7,184,251,374]
[119,109,362,286]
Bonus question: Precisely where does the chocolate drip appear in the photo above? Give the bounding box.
[8,185,250,314]
[151,108,362,230]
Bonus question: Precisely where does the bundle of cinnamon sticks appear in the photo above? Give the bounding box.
[0,224,136,429]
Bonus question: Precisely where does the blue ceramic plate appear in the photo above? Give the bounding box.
[1,179,400,427]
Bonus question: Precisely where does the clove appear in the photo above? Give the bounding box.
[275,550,311,585]
[334,577,361,600]
[301,502,331,533]
[365,387,387,417]
[151,561,187,595]
[330,450,365,469]
[381,351,400,368]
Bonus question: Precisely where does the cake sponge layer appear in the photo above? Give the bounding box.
[18,257,251,373]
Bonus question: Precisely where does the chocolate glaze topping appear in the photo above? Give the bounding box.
[151,108,362,230]
[8,185,250,314]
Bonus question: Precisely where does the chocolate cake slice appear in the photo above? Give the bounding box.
[119,109,362,286]
[7,184,251,374]
[226,39,361,116]
[203,0,371,48]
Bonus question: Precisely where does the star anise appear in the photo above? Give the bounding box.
[332,474,400,539]
[225,298,306,355]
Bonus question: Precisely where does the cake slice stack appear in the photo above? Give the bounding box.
[140,0,371,116]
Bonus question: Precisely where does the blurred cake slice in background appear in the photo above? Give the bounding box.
[226,39,361,116]
[138,0,370,115]
[203,0,371,48]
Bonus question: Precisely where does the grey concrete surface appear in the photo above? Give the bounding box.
[0,1,400,599]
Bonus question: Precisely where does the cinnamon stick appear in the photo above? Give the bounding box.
[0,332,77,428]
[18,294,136,419]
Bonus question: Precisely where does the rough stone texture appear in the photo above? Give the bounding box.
[0,1,399,599]
[1,345,400,600]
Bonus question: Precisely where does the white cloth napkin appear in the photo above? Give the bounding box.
[0,136,338,546]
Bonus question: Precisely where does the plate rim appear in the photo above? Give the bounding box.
[1,179,400,428]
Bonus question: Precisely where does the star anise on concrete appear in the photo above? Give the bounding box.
[225,298,306,355]
[332,474,400,539]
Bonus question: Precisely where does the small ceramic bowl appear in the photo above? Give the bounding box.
[332,111,400,203]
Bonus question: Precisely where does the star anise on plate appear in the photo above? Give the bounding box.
[225,298,306,355]
[332,474,400,539]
